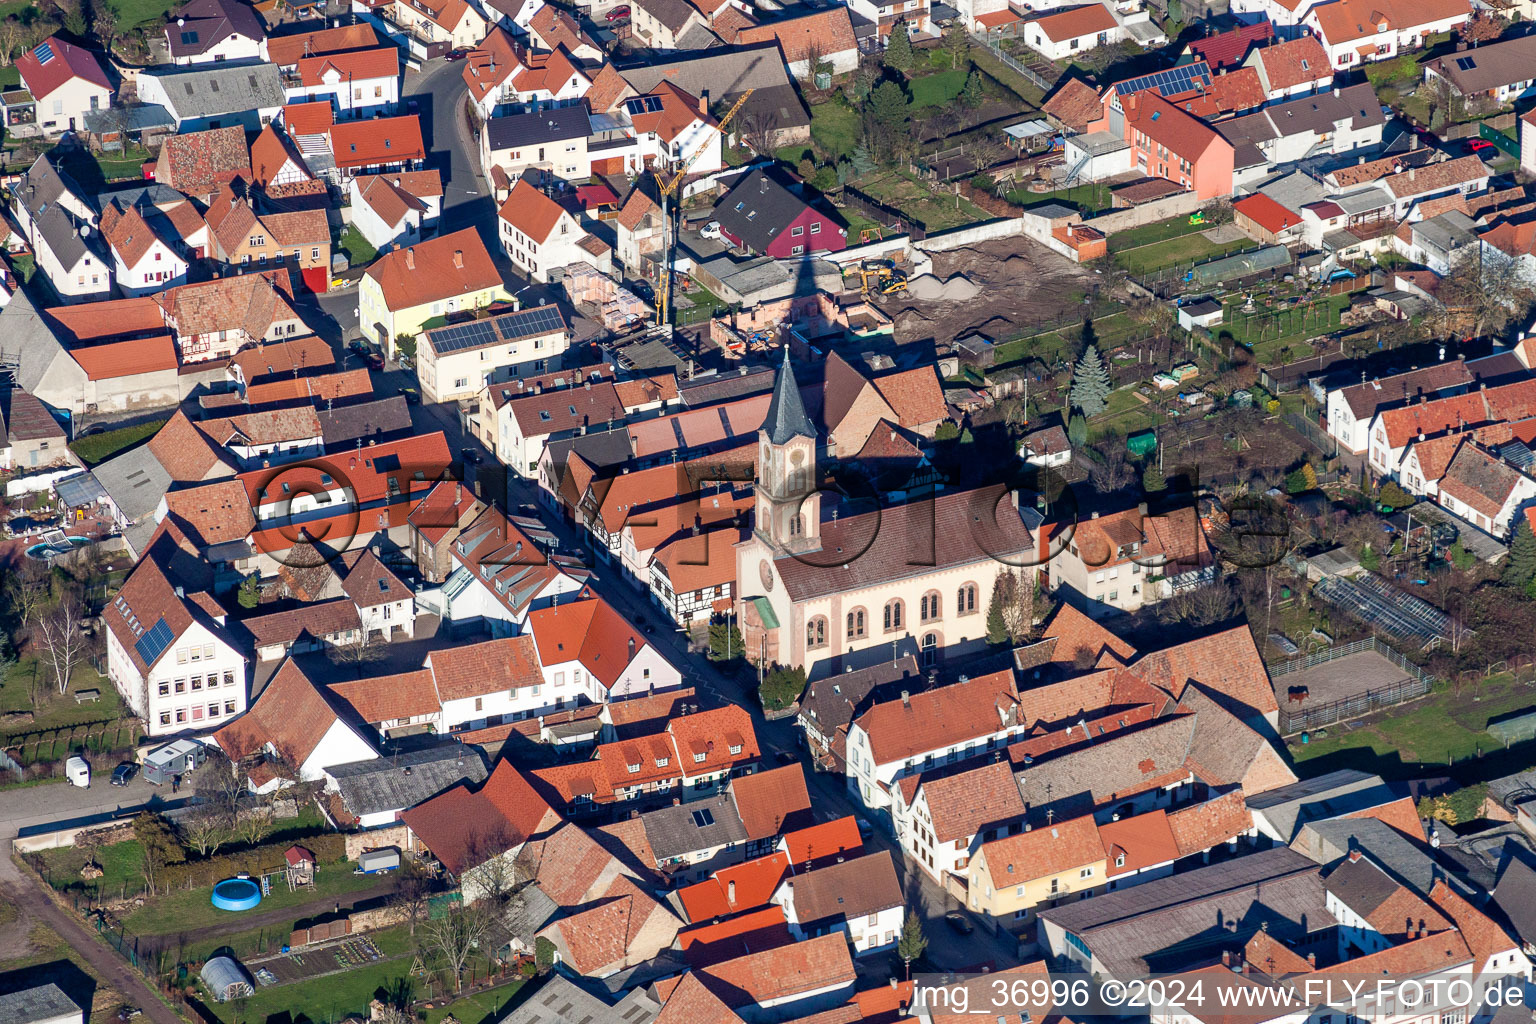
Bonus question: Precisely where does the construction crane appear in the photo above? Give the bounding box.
[650,88,754,329]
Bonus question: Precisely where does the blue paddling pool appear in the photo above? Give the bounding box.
[211,877,263,912]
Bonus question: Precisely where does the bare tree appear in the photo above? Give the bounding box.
[0,18,23,66]
[735,108,778,157]
[419,901,496,993]
[34,595,89,695]
[6,559,54,628]
[329,629,388,674]
[996,569,1034,644]
[197,747,253,829]
[461,822,519,905]
[180,803,230,858]
[92,1,117,50]
[234,803,276,847]
[1156,575,1238,627]
[389,862,435,937]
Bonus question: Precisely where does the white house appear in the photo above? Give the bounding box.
[844,671,1025,821]
[462,30,590,121]
[436,506,587,634]
[1022,4,1125,61]
[16,37,112,136]
[104,537,249,738]
[1325,361,1475,457]
[624,83,723,174]
[286,47,401,119]
[1434,442,1536,539]
[526,594,683,701]
[99,201,189,297]
[165,0,267,65]
[349,171,443,256]
[419,301,570,405]
[1304,0,1471,69]
[213,658,377,793]
[497,177,609,283]
[426,634,563,732]
[342,549,416,640]
[1244,35,1332,101]
[772,851,904,956]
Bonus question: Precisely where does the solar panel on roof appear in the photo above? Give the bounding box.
[495,305,566,341]
[1115,62,1210,98]
[1455,56,1476,71]
[135,617,175,667]
[34,42,54,63]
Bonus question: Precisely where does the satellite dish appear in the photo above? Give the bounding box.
[178,16,185,25]
[78,224,90,238]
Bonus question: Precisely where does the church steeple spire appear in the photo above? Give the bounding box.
[762,344,815,445]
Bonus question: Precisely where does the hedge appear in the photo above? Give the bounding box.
[156,832,347,891]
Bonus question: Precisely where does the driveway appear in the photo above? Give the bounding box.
[1,778,192,1024]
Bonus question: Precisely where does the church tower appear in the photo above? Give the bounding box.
[756,345,820,552]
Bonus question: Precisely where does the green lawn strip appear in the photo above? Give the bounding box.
[110,0,183,29]
[1008,182,1114,214]
[1106,214,1208,253]
[424,977,529,1024]
[966,43,1045,106]
[39,839,149,900]
[1086,388,1163,441]
[0,64,19,88]
[808,100,861,162]
[1218,293,1348,363]
[1115,233,1249,275]
[126,858,389,935]
[1290,673,1536,777]
[0,658,123,726]
[340,225,378,267]
[67,418,169,466]
[202,952,413,1023]
[909,69,968,109]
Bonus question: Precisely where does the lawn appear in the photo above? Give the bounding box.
[1009,182,1114,215]
[200,932,419,1024]
[67,417,168,466]
[909,69,968,110]
[109,0,183,29]
[851,170,991,232]
[125,864,393,935]
[1106,213,1208,253]
[339,225,378,268]
[1290,673,1536,781]
[424,977,528,1024]
[808,99,861,162]
[39,838,148,901]
[1088,386,1165,441]
[1114,231,1249,275]
[0,65,18,88]
[966,42,1045,107]
[0,657,125,728]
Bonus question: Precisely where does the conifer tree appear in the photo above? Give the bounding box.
[1070,344,1112,417]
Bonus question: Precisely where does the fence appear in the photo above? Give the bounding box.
[836,185,926,239]
[1271,636,1435,735]
[971,34,1053,93]
[1281,411,1337,456]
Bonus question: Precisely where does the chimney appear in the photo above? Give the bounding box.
[1410,167,1417,182]
[901,690,911,706]
[1349,849,1362,863]
[453,250,464,269]
[1332,86,1339,98]
[1307,952,1317,966]
[728,879,737,904]
[699,90,708,116]
[672,797,680,806]
[1222,951,1232,966]
[404,247,415,270]
[628,636,636,660]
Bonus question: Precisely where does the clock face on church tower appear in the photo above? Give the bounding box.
[759,558,775,591]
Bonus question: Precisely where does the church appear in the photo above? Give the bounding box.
[734,348,1041,678]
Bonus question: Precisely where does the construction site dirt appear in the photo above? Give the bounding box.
[872,237,1097,348]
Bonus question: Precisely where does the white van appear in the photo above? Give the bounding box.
[65,756,90,788]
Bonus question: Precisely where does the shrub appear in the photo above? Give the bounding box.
[759,665,807,712]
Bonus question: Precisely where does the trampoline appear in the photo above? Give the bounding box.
[211,877,263,912]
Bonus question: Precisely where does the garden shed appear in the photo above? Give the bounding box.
[201,956,253,1002]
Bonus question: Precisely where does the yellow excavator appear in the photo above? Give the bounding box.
[850,258,908,296]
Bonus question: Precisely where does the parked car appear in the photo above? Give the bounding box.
[699,221,722,240]
[445,47,469,60]
[460,447,483,465]
[945,911,974,934]
[110,762,138,786]
[1465,138,1495,155]
[774,750,796,765]
[366,351,386,371]
[398,387,420,405]
[606,4,630,19]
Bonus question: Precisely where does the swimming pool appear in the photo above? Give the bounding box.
[210,877,263,912]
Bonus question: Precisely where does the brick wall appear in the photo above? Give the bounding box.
[344,823,414,861]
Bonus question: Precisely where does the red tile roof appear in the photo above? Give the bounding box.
[1235,192,1301,234]
[1428,879,1520,966]
[400,759,559,875]
[162,480,255,546]
[1129,623,1278,721]
[498,177,571,244]
[730,764,812,840]
[1254,35,1330,91]
[1041,601,1138,665]
[698,932,855,1008]
[362,227,501,311]
[427,635,542,703]
[296,45,397,87]
[1166,790,1252,856]
[853,669,1019,765]
[722,6,857,63]
[157,125,252,198]
[328,669,440,724]
[71,335,179,380]
[266,23,380,65]
[781,816,862,869]
[1122,90,1228,164]
[677,905,793,967]
[979,813,1104,887]
[526,593,645,689]
[1187,20,1274,69]
[1026,2,1116,43]
[214,658,345,766]
[1209,66,1266,113]
[678,852,790,921]
[1098,808,1180,875]
[17,36,109,100]
[330,115,425,169]
[669,704,759,775]
[1340,796,1425,842]
[283,100,335,135]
